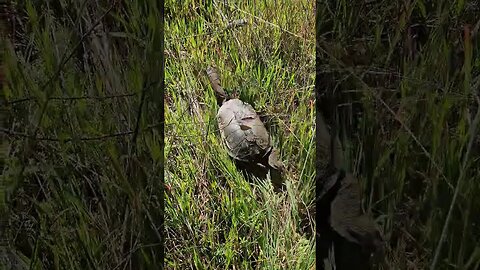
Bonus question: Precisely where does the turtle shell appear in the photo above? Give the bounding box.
[217,99,272,162]
[329,173,383,254]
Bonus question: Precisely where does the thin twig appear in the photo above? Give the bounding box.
[0,123,161,142]
[225,2,310,42]
[166,18,247,42]
[6,92,137,105]
[131,81,157,146]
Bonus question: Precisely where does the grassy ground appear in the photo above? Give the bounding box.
[2,0,478,269]
[164,0,315,269]
[1,1,163,269]
[317,1,480,269]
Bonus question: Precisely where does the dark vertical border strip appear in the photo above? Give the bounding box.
[315,1,327,268]
[159,0,165,268]
[315,0,320,266]
[144,0,165,268]
[315,0,339,269]
[0,0,10,263]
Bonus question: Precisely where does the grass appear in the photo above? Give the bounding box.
[2,0,478,269]
[1,1,163,269]
[317,0,480,269]
[164,0,315,269]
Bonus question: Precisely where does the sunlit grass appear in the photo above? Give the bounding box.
[164,0,315,268]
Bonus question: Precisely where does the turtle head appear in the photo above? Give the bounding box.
[206,66,228,105]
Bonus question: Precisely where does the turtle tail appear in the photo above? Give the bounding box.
[206,66,228,105]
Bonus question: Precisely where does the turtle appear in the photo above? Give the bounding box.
[329,172,384,257]
[318,169,384,270]
[206,66,284,189]
[316,111,384,269]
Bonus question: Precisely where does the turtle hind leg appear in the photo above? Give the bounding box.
[232,158,286,193]
[233,159,266,182]
[269,168,285,192]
